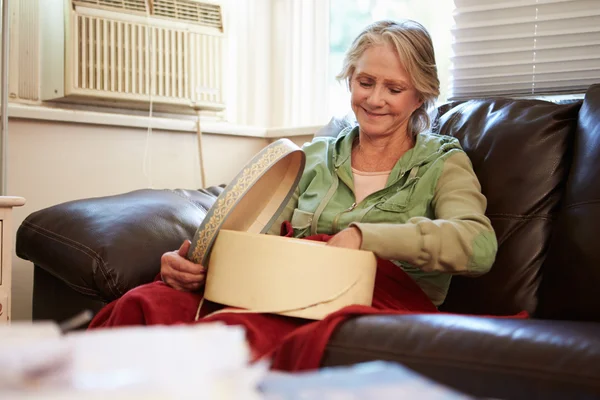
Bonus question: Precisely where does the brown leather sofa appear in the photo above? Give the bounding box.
[16,84,600,399]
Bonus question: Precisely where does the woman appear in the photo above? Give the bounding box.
[90,19,499,368]
[162,19,496,307]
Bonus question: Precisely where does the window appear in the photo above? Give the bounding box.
[450,0,600,100]
[328,0,455,118]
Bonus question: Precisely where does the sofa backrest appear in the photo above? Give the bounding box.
[434,98,581,317]
[538,84,600,322]
[314,89,599,319]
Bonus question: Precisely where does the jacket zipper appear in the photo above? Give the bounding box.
[330,171,410,233]
[311,171,340,235]
[332,201,357,233]
[330,162,420,233]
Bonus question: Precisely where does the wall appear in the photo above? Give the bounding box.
[9,118,270,321]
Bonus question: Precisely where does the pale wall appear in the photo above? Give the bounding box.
[9,118,270,321]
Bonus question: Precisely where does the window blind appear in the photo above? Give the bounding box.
[449,0,600,100]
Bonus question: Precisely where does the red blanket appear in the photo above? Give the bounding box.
[89,225,527,371]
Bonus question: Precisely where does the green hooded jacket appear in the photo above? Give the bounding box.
[269,127,497,306]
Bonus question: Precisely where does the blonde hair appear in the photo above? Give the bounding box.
[337,20,440,139]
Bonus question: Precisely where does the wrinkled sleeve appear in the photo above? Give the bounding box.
[351,151,497,276]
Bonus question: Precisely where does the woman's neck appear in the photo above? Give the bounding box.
[352,129,415,172]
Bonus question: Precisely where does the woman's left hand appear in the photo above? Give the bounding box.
[327,227,363,250]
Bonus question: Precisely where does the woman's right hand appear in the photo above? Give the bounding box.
[160,240,206,292]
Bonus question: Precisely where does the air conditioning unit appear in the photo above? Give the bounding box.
[40,0,226,113]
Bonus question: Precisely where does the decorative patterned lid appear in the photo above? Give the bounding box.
[187,138,306,265]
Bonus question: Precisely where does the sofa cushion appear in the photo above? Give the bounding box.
[539,84,600,322]
[436,98,581,316]
[322,314,600,399]
[314,115,356,138]
[16,187,223,302]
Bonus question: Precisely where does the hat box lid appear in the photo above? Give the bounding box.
[187,138,305,266]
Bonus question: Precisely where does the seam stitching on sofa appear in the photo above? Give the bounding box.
[565,199,600,210]
[487,213,553,220]
[35,265,105,299]
[22,220,98,257]
[20,220,122,298]
[93,256,122,299]
[22,221,121,298]
[39,222,121,298]
[165,189,209,213]
[324,343,600,385]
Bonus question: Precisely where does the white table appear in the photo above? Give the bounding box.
[0,196,26,324]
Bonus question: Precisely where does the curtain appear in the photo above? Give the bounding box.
[270,0,330,127]
[224,0,330,128]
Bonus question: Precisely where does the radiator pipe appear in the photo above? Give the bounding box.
[0,0,9,195]
[195,109,207,189]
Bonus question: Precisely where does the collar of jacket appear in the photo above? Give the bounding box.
[332,125,462,189]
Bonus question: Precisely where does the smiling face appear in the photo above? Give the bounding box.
[350,43,423,140]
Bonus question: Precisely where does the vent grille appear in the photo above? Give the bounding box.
[153,0,223,30]
[73,14,223,105]
[73,0,149,14]
[73,0,223,30]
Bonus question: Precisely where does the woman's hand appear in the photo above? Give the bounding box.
[327,227,363,250]
[160,240,206,292]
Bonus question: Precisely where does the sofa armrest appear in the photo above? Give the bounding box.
[16,187,223,302]
[322,314,600,400]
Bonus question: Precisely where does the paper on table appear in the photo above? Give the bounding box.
[0,322,265,400]
[0,322,71,390]
[260,361,473,399]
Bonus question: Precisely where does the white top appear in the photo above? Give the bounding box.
[352,168,391,204]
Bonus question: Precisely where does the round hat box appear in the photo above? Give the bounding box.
[188,139,377,320]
